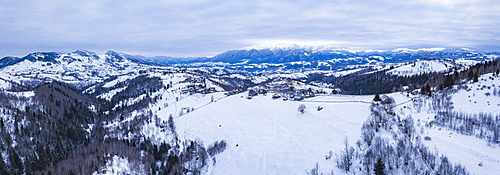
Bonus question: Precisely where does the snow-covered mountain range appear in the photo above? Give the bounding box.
[153,47,498,71]
[0,47,499,174]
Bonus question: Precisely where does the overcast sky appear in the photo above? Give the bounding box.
[1,0,499,57]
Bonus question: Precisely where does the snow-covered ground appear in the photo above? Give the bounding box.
[422,127,499,175]
[451,73,500,114]
[388,60,452,76]
[93,155,147,175]
[97,87,127,101]
[0,52,148,85]
[174,94,373,174]
[0,78,10,90]
[424,73,500,175]
[171,86,499,174]
[386,73,500,175]
[391,91,500,175]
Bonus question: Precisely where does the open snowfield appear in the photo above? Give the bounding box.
[388,60,452,76]
[451,73,500,114]
[173,90,499,174]
[175,94,373,174]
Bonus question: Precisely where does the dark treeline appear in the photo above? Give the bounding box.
[339,70,439,95]
[109,75,164,104]
[307,58,500,95]
[0,81,96,174]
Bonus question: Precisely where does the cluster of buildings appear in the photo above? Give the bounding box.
[180,75,217,94]
[246,79,331,101]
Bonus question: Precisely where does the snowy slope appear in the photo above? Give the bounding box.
[0,50,150,87]
[173,94,373,174]
[387,60,453,76]
[390,92,500,175]
[0,78,10,90]
[168,84,500,175]
[422,127,499,175]
[93,155,148,175]
[450,73,500,114]
[387,59,484,76]
[385,73,500,175]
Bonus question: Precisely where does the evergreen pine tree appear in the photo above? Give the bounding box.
[420,86,427,95]
[8,148,23,173]
[444,75,454,88]
[473,72,479,82]
[373,92,382,102]
[374,157,386,175]
[425,84,431,96]
[0,153,9,175]
[468,69,474,79]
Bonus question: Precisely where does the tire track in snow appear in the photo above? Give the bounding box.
[260,104,278,175]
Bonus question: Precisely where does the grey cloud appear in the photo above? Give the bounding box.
[0,0,499,57]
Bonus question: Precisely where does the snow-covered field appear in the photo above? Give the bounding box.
[175,94,373,174]
[419,73,500,175]
[451,73,500,114]
[173,88,500,174]
[388,60,452,76]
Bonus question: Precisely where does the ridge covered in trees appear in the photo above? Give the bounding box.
[307,58,500,95]
[0,75,226,174]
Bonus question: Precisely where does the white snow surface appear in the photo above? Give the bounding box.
[391,91,500,175]
[97,86,127,101]
[175,94,373,174]
[93,155,147,175]
[451,73,500,114]
[172,87,500,174]
[0,53,149,85]
[422,127,499,175]
[0,78,10,90]
[102,75,135,88]
[388,60,452,76]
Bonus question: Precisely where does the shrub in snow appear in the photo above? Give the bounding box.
[298,104,306,114]
[208,140,227,157]
[309,162,319,175]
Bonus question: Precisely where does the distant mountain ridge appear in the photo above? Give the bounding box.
[1,47,498,70]
[0,50,162,69]
[145,47,499,68]
[0,50,157,89]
